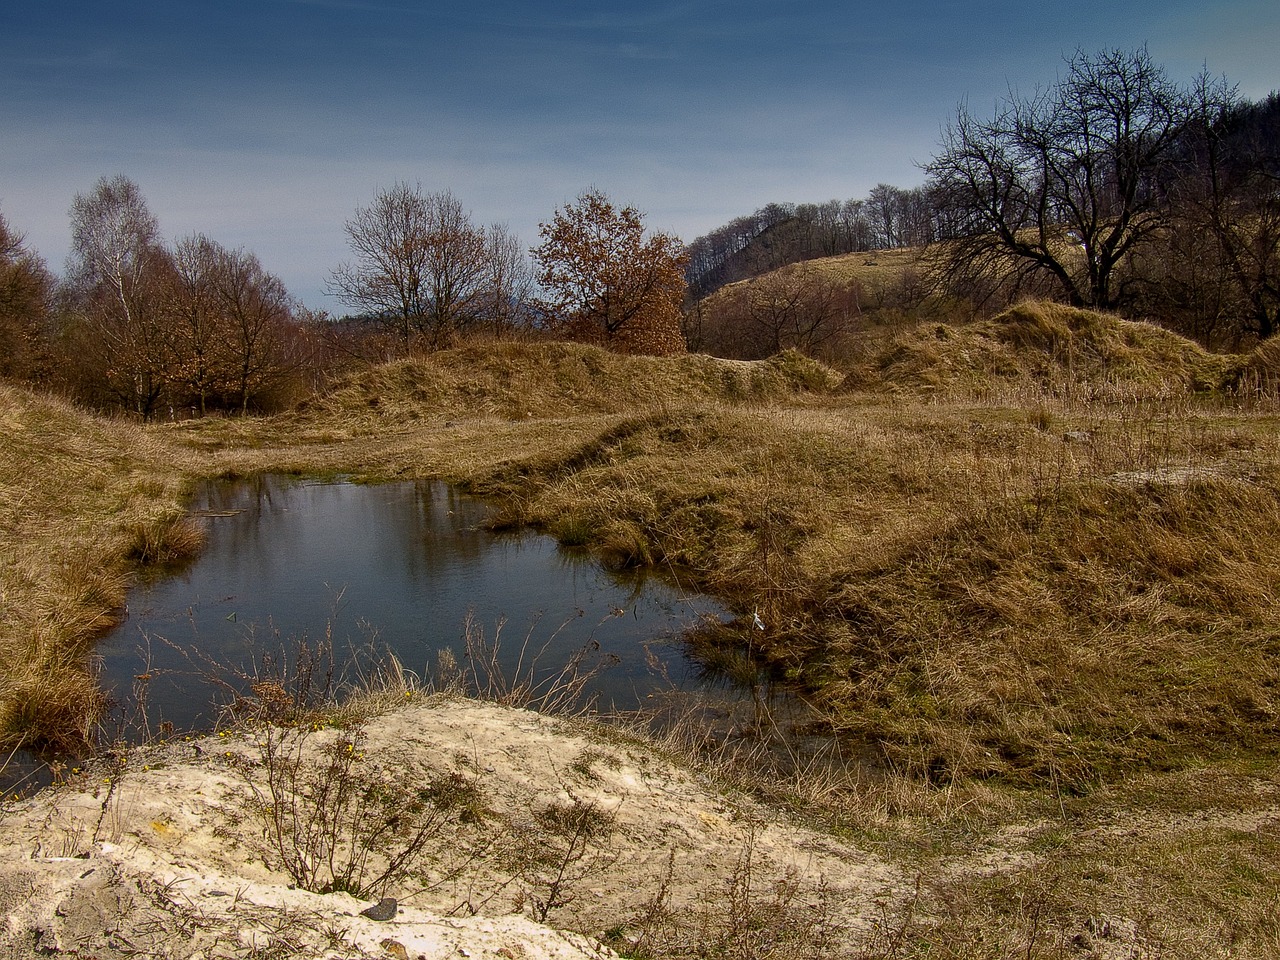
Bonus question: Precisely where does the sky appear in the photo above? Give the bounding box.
[2,1,1277,310]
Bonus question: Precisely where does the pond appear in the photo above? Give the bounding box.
[95,474,734,735]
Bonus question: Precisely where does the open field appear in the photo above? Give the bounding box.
[3,302,1280,955]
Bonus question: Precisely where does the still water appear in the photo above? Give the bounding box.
[97,475,731,733]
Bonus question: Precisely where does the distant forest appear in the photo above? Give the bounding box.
[684,183,937,301]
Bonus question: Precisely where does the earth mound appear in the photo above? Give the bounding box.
[0,697,897,958]
[305,341,842,423]
[869,301,1232,397]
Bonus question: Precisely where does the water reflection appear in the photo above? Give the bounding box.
[97,475,730,733]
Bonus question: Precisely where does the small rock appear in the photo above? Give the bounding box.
[361,897,398,921]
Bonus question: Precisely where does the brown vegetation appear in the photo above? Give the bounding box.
[533,189,688,355]
[0,385,201,749]
[3,302,1280,955]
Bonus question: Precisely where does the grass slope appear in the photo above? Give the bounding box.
[704,245,931,304]
[304,339,842,423]
[0,385,201,748]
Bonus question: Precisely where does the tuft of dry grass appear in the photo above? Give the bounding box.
[1227,335,1280,407]
[859,301,1234,399]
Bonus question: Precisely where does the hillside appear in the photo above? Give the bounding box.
[698,245,930,313]
[0,385,202,749]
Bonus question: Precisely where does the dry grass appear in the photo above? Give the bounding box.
[0,385,205,750]
[705,245,933,306]
[6,320,1277,785]
[4,311,1280,954]
[862,301,1234,398]
[300,339,841,424]
[464,391,1280,789]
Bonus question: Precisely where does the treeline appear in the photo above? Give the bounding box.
[0,176,532,418]
[1,176,336,418]
[689,53,1280,353]
[684,184,935,301]
[1,181,687,417]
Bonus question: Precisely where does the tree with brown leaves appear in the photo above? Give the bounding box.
[0,211,56,382]
[532,189,687,355]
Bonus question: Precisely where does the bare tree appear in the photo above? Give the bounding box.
[66,175,174,417]
[328,182,430,346]
[684,205,793,301]
[419,191,488,345]
[866,184,901,249]
[746,266,856,356]
[170,234,234,415]
[168,235,295,414]
[700,265,857,359]
[211,244,293,412]
[477,222,535,334]
[926,47,1193,311]
[532,189,687,355]
[328,184,490,349]
[1178,82,1280,342]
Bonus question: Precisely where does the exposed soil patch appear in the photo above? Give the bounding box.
[0,698,902,958]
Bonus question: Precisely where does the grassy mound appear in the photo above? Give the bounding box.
[0,385,200,749]
[305,340,842,423]
[871,301,1233,398]
[1227,336,1280,397]
[810,472,1280,789]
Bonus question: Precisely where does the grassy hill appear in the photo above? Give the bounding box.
[699,244,931,311]
[302,339,843,423]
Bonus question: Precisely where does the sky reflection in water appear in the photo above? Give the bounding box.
[97,476,730,732]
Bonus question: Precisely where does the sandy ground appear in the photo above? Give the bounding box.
[0,696,903,958]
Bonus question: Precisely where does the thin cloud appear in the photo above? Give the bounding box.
[4,1,1277,308]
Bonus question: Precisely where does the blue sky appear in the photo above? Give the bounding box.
[2,1,1277,309]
